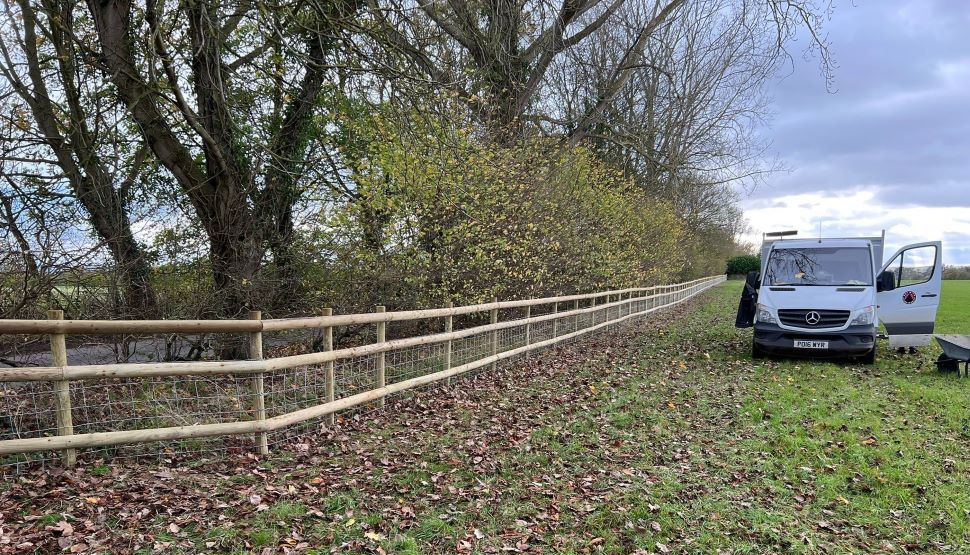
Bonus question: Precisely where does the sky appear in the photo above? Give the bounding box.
[742,0,970,265]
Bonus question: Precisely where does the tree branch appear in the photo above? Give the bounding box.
[566,0,687,148]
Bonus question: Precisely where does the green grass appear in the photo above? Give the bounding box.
[204,284,970,552]
[938,280,970,333]
[280,285,960,551]
[8,282,968,553]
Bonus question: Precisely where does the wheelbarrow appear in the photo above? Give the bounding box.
[934,335,970,377]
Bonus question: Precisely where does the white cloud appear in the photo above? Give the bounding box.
[748,1,970,267]
[741,189,970,264]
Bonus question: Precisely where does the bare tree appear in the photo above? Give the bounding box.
[0,0,159,316]
[366,0,683,142]
[367,0,828,148]
[78,0,363,318]
[0,159,106,322]
[552,0,826,165]
[540,0,827,233]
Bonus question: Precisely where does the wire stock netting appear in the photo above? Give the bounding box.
[0,278,723,474]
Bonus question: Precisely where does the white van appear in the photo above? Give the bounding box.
[735,231,943,363]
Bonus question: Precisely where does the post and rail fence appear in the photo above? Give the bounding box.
[0,275,725,470]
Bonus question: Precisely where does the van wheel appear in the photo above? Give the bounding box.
[752,342,765,360]
[859,347,876,365]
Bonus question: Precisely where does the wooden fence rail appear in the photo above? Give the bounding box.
[0,275,725,465]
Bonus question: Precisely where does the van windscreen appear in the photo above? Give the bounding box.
[765,247,873,286]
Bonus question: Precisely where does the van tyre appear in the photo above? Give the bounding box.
[859,347,876,365]
[752,342,765,360]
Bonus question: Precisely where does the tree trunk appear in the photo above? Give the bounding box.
[84,0,360,329]
[264,1,363,307]
[87,0,259,326]
[7,0,159,318]
[210,232,262,319]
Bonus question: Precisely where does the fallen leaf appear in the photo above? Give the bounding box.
[54,520,74,536]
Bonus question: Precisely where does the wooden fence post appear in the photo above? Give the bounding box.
[323,308,335,425]
[0,277,726,460]
[574,299,580,332]
[524,305,531,358]
[48,310,75,468]
[248,311,268,455]
[552,302,558,338]
[376,306,386,408]
[445,302,454,386]
[490,298,498,371]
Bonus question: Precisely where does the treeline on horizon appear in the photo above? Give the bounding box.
[943,266,970,280]
[0,0,831,325]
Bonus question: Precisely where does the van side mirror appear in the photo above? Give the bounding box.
[877,271,896,292]
[745,270,760,289]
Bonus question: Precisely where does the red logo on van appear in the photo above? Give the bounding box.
[902,291,917,304]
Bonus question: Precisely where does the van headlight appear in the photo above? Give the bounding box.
[850,305,875,326]
[757,303,776,324]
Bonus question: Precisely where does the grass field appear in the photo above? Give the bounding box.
[1,282,968,554]
[938,280,970,333]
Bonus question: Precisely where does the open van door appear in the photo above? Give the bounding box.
[877,241,942,348]
[735,271,759,328]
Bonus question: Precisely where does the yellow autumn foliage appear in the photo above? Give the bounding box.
[310,113,688,310]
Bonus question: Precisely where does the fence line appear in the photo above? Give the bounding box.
[0,275,725,465]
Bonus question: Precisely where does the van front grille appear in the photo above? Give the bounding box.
[777,309,850,328]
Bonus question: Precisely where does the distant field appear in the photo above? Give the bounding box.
[938,280,970,333]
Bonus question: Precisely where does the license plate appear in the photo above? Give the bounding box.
[794,340,829,349]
